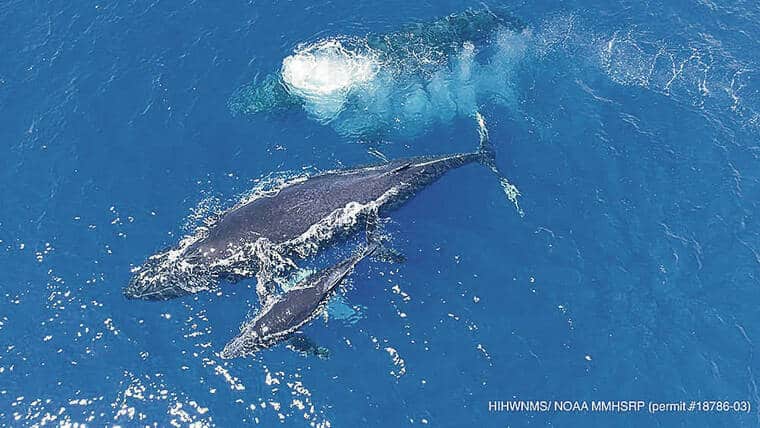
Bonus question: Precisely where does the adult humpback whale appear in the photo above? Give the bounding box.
[124,114,518,302]
[228,8,528,137]
[124,115,519,302]
[220,243,378,359]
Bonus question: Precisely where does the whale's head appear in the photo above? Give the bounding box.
[124,248,211,300]
[220,312,287,358]
[219,321,276,359]
[219,331,261,359]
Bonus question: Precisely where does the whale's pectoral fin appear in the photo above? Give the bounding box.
[286,333,330,360]
[365,211,406,264]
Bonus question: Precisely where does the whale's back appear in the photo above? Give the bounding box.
[187,162,409,261]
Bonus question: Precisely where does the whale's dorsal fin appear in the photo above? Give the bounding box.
[390,162,413,174]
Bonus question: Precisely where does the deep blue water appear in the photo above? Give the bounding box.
[1,0,759,426]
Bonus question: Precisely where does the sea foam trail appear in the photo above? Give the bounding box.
[528,14,760,129]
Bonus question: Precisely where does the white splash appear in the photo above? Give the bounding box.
[282,39,379,121]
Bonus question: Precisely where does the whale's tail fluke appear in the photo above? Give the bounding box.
[474,112,524,217]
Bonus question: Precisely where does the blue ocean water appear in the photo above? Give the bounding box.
[1,0,759,426]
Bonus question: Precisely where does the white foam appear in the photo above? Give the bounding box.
[281,39,378,121]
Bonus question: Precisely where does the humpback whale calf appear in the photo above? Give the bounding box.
[229,8,528,137]
[124,114,517,302]
[220,244,378,359]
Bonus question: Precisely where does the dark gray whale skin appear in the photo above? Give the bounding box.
[124,118,499,300]
[220,243,378,359]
